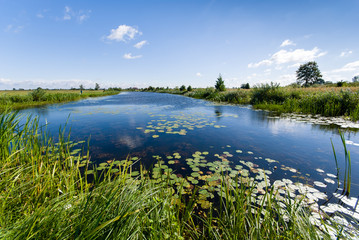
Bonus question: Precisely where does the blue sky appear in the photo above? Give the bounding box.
[0,0,358,89]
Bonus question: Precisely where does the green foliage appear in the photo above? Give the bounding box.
[30,87,46,101]
[215,74,226,91]
[250,82,288,104]
[179,85,186,91]
[337,80,347,87]
[296,61,322,87]
[352,75,359,82]
[240,83,250,89]
[95,83,100,90]
[187,85,193,91]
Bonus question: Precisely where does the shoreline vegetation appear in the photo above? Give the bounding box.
[142,83,359,122]
[0,88,121,111]
[0,111,354,239]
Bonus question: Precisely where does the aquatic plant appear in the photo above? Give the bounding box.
[0,111,355,239]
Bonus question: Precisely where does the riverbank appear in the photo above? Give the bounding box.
[0,111,352,239]
[144,85,359,121]
[0,89,121,111]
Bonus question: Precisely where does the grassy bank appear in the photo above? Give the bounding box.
[0,111,348,239]
[0,89,121,111]
[145,85,359,121]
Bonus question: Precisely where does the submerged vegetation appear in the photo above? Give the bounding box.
[0,88,121,111]
[0,111,356,239]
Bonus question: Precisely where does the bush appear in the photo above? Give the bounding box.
[30,87,46,101]
[250,83,287,104]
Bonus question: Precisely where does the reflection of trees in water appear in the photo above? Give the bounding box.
[214,106,223,121]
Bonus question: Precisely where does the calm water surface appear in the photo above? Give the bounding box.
[20,92,359,206]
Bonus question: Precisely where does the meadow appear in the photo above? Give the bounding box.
[0,88,121,111]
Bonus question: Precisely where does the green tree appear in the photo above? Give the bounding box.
[352,75,359,82]
[95,83,100,90]
[215,74,226,91]
[241,83,250,89]
[187,85,193,91]
[179,85,186,91]
[296,61,322,87]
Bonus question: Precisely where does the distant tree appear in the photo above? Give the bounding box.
[180,85,186,91]
[353,75,359,82]
[79,84,84,94]
[187,85,193,91]
[317,78,325,85]
[241,83,250,89]
[215,74,226,91]
[95,83,100,90]
[296,61,322,87]
[337,80,347,87]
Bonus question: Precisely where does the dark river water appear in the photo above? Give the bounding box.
[19,92,359,224]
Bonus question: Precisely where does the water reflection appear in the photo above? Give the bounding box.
[214,106,223,121]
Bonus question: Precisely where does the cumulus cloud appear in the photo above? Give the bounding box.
[107,25,142,42]
[123,53,142,59]
[280,39,296,47]
[340,50,353,57]
[133,40,148,49]
[63,6,91,23]
[248,47,327,68]
[332,61,359,73]
[196,72,202,77]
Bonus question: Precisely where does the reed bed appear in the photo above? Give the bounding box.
[0,89,120,111]
[0,111,347,239]
[146,85,359,121]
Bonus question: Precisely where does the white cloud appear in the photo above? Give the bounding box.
[248,59,272,68]
[63,6,91,23]
[280,39,296,47]
[133,40,148,49]
[0,78,11,84]
[196,72,202,77]
[248,47,327,68]
[107,25,142,42]
[340,50,353,57]
[64,6,72,20]
[36,13,44,18]
[5,24,24,33]
[123,53,142,59]
[332,61,359,73]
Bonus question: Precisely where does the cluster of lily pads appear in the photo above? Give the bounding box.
[82,143,357,228]
[278,113,359,130]
[136,112,226,138]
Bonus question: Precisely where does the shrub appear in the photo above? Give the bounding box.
[30,87,46,101]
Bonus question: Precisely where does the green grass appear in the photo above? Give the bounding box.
[0,89,121,111]
[0,111,349,239]
[144,85,359,121]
